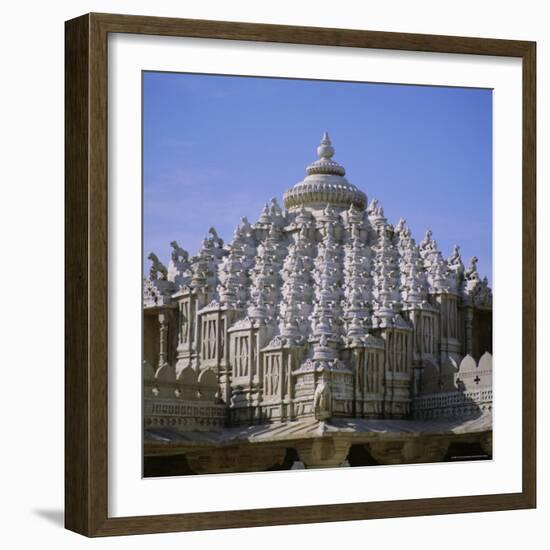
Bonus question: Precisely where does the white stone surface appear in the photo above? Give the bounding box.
[144,135,493,428]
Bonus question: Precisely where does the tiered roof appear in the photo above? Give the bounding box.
[145,134,492,330]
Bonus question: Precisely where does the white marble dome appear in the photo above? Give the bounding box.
[283,132,367,212]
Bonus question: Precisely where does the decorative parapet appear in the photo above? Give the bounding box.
[144,362,226,430]
[413,353,493,420]
[144,400,226,430]
[412,388,492,420]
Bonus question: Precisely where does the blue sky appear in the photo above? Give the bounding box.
[143,72,492,283]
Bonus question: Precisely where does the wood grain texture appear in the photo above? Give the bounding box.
[521,42,537,508]
[64,12,537,537]
[65,14,91,535]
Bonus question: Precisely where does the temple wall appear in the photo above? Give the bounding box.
[143,312,160,369]
[143,295,495,425]
[472,309,493,360]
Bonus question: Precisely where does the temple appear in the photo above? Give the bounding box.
[143,133,493,475]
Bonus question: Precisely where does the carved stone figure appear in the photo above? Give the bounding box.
[419,229,433,251]
[465,256,480,281]
[208,227,224,249]
[238,216,251,232]
[395,217,406,235]
[147,252,167,280]
[270,197,283,218]
[448,245,461,266]
[313,378,332,421]
[170,240,189,264]
[367,198,379,215]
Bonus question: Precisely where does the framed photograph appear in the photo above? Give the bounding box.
[65,12,536,536]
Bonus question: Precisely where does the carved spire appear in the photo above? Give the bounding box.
[316,131,335,160]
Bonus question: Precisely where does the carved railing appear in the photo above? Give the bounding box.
[412,352,492,420]
[143,362,226,430]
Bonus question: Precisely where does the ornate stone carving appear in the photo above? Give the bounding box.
[465,255,480,281]
[170,240,189,264]
[143,133,493,436]
[313,378,332,420]
[147,252,168,280]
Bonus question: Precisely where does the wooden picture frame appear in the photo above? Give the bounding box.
[65,12,536,537]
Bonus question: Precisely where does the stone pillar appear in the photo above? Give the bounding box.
[218,309,237,405]
[285,348,299,420]
[464,306,474,357]
[412,366,423,397]
[296,437,351,469]
[158,311,169,367]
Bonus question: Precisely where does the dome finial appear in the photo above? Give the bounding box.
[317,131,334,159]
[282,133,367,211]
